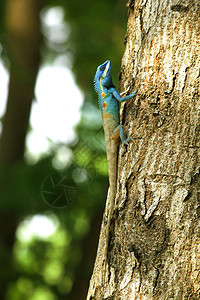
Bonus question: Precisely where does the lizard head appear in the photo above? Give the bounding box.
[94,60,115,108]
[99,60,111,79]
[95,60,114,88]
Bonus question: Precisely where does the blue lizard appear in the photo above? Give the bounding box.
[94,60,137,144]
[94,60,136,287]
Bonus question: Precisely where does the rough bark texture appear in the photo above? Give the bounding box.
[87,0,200,299]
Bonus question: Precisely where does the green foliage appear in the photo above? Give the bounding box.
[39,0,128,90]
[64,0,128,90]
[0,159,53,214]
[13,224,74,296]
[1,153,107,299]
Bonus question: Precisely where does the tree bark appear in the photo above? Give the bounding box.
[87,1,200,299]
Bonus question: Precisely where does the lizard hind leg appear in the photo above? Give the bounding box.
[112,125,133,144]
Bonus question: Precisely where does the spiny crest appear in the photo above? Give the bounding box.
[94,69,104,108]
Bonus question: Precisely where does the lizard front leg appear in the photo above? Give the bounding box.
[112,89,137,102]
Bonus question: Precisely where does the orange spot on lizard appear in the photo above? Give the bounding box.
[102,92,106,98]
[103,113,111,119]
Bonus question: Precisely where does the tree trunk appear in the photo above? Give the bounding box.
[0,1,41,298]
[87,1,200,299]
[0,0,41,164]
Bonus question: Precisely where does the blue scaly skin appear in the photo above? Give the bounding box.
[94,60,136,144]
[94,60,136,287]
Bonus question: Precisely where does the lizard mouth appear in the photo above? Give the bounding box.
[102,60,110,79]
